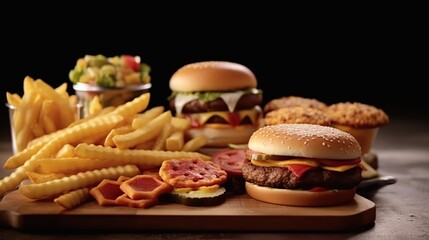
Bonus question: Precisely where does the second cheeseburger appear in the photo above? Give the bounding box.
[243,123,363,206]
[168,61,263,147]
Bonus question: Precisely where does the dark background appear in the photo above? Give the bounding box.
[1,23,427,138]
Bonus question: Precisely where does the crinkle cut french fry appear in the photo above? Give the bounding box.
[182,135,208,152]
[31,122,45,138]
[113,111,172,149]
[89,96,103,116]
[33,79,76,129]
[26,127,60,149]
[12,93,33,141]
[42,115,58,134]
[9,77,81,154]
[26,171,43,183]
[3,139,46,169]
[0,114,124,196]
[64,113,123,143]
[134,140,155,150]
[152,123,173,150]
[23,76,35,96]
[15,86,42,152]
[131,106,164,129]
[74,143,212,170]
[0,154,42,197]
[6,92,21,107]
[5,120,75,169]
[54,187,91,209]
[67,106,115,128]
[4,114,123,170]
[55,144,76,158]
[19,164,140,200]
[2,138,76,195]
[38,157,124,174]
[3,125,74,193]
[16,95,43,151]
[26,171,68,184]
[54,82,69,99]
[12,77,35,133]
[38,100,60,133]
[170,117,191,131]
[165,131,184,151]
[104,125,134,147]
[110,92,150,118]
[78,131,108,145]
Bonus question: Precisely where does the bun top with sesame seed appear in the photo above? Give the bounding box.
[248,123,361,160]
[169,61,257,92]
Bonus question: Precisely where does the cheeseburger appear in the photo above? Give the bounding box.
[168,61,263,147]
[243,123,363,206]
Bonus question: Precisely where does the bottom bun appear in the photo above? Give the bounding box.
[186,125,258,147]
[245,182,356,207]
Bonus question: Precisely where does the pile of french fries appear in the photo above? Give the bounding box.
[6,76,78,152]
[1,78,210,210]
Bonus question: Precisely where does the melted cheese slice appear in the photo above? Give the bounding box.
[219,91,245,112]
[174,90,248,115]
[192,109,260,126]
[321,164,360,172]
[174,94,199,115]
[251,159,358,172]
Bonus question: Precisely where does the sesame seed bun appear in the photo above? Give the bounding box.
[186,124,258,148]
[168,61,262,148]
[245,182,356,206]
[245,123,361,207]
[169,61,257,92]
[248,123,361,160]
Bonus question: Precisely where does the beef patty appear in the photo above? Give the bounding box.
[170,93,262,114]
[242,162,362,190]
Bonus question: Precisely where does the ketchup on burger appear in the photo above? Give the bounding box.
[168,61,263,147]
[243,123,363,207]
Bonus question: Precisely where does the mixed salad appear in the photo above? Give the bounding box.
[69,54,151,87]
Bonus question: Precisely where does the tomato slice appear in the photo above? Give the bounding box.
[212,149,249,176]
[122,55,141,71]
[309,187,329,192]
[228,112,241,126]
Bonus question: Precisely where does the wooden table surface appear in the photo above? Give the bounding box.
[1,112,428,239]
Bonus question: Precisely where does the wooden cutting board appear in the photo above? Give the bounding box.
[0,190,375,231]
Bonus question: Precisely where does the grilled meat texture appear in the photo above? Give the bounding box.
[170,93,262,114]
[242,162,362,190]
